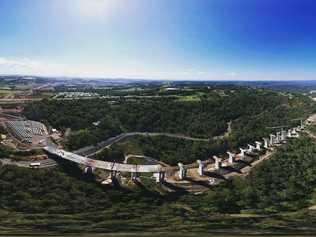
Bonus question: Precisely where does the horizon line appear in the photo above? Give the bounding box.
[1,74,316,82]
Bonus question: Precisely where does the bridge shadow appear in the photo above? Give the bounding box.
[160,181,188,194]
[109,177,129,191]
[53,158,96,182]
[236,159,252,167]
[203,171,227,181]
[133,179,162,197]
[222,165,242,174]
[184,177,212,189]
[133,178,148,191]
[246,153,258,158]
[46,153,133,192]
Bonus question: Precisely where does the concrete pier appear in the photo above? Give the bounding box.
[239,148,247,158]
[84,166,95,174]
[197,159,204,176]
[270,134,276,146]
[263,138,269,149]
[131,172,139,181]
[154,172,165,183]
[300,123,305,130]
[255,141,262,151]
[281,130,287,141]
[291,128,299,138]
[276,132,281,143]
[227,151,235,164]
[247,144,255,153]
[178,162,187,180]
[213,156,222,169]
[110,170,118,179]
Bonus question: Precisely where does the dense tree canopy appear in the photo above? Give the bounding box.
[110,136,228,165]
[2,86,315,233]
[1,136,316,221]
[193,136,316,213]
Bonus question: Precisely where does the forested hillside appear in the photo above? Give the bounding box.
[194,135,316,213]
[2,135,316,233]
[109,136,226,165]
[24,87,315,152]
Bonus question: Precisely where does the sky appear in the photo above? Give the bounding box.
[0,0,316,80]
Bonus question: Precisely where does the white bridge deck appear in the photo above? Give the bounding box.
[44,146,163,173]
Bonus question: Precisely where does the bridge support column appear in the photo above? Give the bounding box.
[110,170,117,179]
[295,126,301,137]
[213,156,222,170]
[300,122,305,130]
[197,160,204,176]
[227,152,235,164]
[255,141,262,151]
[178,163,187,180]
[154,172,165,183]
[292,128,299,137]
[84,166,95,174]
[247,144,255,153]
[276,132,282,143]
[270,134,276,146]
[131,172,139,181]
[263,138,269,149]
[281,130,287,141]
[239,148,246,158]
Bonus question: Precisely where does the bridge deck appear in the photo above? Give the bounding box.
[44,146,163,173]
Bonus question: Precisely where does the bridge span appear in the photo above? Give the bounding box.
[44,145,163,173]
[43,123,304,184]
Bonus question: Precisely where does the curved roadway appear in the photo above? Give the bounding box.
[75,132,210,157]
[44,145,163,173]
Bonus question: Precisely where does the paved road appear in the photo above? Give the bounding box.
[54,95,180,100]
[74,132,210,157]
[44,145,163,173]
[0,158,57,169]
[0,98,42,104]
[124,154,170,167]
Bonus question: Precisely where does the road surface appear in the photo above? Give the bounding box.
[44,145,163,173]
[0,158,57,169]
[74,132,210,157]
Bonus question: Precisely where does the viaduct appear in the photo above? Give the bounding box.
[44,125,303,184]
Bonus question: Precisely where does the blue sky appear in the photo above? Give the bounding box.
[0,0,316,80]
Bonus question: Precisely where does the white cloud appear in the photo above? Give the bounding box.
[5,57,310,81]
[0,57,41,69]
[0,57,243,80]
[0,57,70,76]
